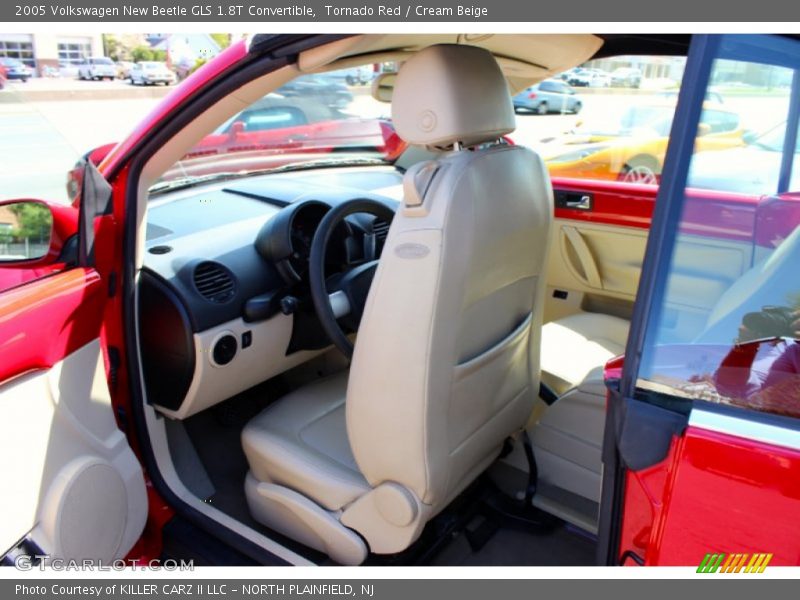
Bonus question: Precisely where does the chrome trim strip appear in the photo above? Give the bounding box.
[689,409,800,451]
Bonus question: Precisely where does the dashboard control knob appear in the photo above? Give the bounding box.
[280,296,299,315]
[212,334,237,366]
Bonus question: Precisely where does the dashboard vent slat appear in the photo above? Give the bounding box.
[193,261,236,304]
[373,220,390,242]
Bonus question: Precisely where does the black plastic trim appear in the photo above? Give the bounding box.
[538,382,559,405]
[616,396,687,472]
[78,160,113,267]
[139,270,196,411]
[160,516,262,566]
[596,383,628,566]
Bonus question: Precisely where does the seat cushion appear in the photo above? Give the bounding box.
[532,312,631,504]
[540,312,630,395]
[241,371,369,512]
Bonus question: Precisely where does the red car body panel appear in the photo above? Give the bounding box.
[102,166,176,561]
[551,177,657,229]
[0,268,104,382]
[617,426,800,566]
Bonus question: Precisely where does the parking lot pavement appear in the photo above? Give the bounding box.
[0,97,159,204]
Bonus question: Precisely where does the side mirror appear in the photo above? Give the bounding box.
[0,200,54,263]
[371,72,397,103]
[67,142,116,204]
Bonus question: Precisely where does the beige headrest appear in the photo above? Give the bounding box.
[391,44,515,148]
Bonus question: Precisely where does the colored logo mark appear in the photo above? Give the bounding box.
[697,552,772,573]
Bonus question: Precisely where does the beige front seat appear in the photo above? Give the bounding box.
[242,44,553,565]
[531,312,629,504]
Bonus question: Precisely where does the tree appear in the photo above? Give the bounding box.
[8,203,51,242]
[210,34,232,50]
[103,34,121,61]
[131,46,154,62]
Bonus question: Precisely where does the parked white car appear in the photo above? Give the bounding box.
[568,68,610,87]
[130,62,176,86]
[77,57,116,81]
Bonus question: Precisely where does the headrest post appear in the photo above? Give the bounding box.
[452,141,463,152]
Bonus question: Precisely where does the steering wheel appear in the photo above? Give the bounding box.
[309,198,395,358]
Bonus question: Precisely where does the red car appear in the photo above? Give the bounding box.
[65,94,404,203]
[1,33,799,569]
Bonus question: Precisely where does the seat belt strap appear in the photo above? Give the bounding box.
[521,430,538,506]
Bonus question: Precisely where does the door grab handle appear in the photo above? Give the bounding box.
[561,226,603,289]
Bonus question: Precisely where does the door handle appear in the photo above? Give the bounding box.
[555,190,594,211]
[565,195,592,210]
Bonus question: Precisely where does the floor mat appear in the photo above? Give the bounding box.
[182,379,328,563]
[432,524,597,566]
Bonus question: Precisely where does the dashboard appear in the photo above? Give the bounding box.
[138,166,401,419]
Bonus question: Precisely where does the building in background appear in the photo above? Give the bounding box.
[0,32,224,78]
[0,33,105,76]
[584,55,687,83]
[0,205,19,235]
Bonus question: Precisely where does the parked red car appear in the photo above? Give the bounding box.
[1,33,799,569]
[65,94,404,203]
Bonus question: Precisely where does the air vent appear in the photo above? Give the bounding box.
[373,219,391,242]
[193,261,236,304]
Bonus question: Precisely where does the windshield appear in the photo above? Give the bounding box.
[92,57,114,65]
[152,65,402,194]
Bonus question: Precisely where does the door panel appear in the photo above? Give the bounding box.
[0,339,147,560]
[0,268,147,561]
[545,184,756,329]
[555,221,646,297]
[619,413,800,566]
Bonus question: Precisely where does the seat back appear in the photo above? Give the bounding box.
[346,45,554,511]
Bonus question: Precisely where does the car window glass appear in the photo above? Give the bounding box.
[638,47,800,419]
[0,201,59,294]
[153,64,395,194]
[527,55,687,186]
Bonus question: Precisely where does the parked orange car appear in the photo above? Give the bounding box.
[542,100,744,183]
